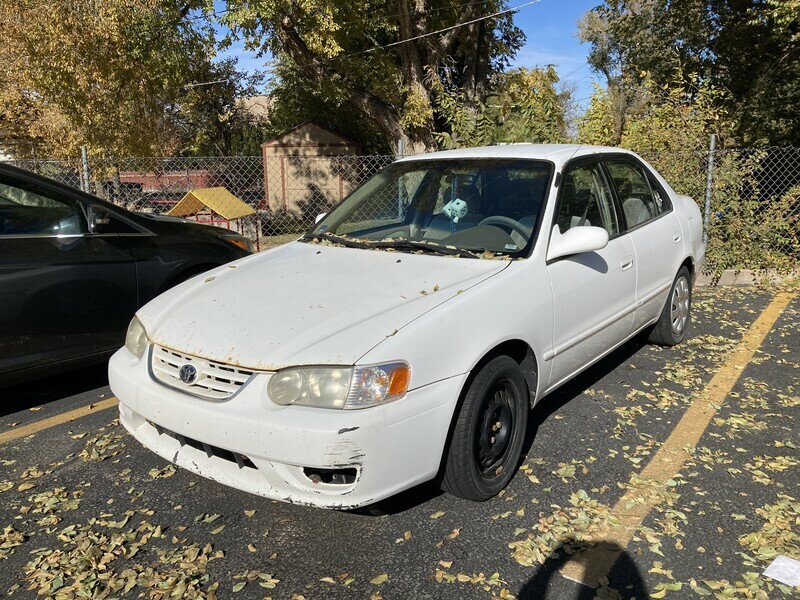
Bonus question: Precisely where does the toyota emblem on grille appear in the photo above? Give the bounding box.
[178,364,198,384]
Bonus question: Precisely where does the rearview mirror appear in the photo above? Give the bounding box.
[546,225,609,262]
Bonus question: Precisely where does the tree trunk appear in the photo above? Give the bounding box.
[277,15,436,155]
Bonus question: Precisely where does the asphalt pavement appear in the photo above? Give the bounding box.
[1,285,798,599]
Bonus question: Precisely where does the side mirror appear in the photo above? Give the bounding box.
[89,206,111,233]
[315,213,327,224]
[547,225,609,262]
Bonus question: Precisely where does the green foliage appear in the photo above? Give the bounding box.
[219,0,525,153]
[609,72,798,279]
[706,161,800,279]
[0,0,258,158]
[433,67,570,149]
[576,84,616,146]
[579,0,800,146]
[264,60,390,154]
[174,59,265,156]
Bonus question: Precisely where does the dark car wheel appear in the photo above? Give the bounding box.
[649,266,692,346]
[442,356,528,501]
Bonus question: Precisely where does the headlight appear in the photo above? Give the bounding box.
[268,362,411,410]
[220,234,254,253]
[125,316,148,359]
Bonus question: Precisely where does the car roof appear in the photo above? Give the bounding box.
[395,144,638,169]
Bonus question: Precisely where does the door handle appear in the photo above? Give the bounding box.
[620,256,634,271]
[673,233,681,243]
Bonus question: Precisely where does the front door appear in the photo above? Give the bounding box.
[545,160,636,389]
[0,175,137,376]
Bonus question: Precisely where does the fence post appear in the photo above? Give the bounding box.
[81,145,90,193]
[703,134,716,244]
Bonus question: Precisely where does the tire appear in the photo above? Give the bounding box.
[649,266,692,346]
[441,356,528,501]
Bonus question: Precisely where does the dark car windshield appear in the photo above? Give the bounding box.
[304,159,552,258]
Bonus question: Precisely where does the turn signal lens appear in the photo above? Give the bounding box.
[345,362,411,409]
[388,366,411,396]
[221,235,254,253]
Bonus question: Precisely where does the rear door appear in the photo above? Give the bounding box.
[545,159,636,389]
[603,158,683,331]
[0,174,137,376]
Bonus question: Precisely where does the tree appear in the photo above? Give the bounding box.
[219,0,524,154]
[434,66,571,148]
[263,60,392,154]
[173,58,266,156]
[578,0,800,146]
[0,0,257,158]
[576,84,617,146]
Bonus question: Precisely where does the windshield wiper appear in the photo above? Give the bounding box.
[372,239,479,258]
[302,232,480,258]
[301,231,372,249]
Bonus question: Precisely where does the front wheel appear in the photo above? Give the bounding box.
[441,356,528,501]
[649,266,692,346]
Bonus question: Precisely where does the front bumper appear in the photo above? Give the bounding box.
[109,348,466,509]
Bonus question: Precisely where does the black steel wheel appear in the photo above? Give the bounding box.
[442,356,528,501]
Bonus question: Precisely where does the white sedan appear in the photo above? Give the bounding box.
[110,145,705,509]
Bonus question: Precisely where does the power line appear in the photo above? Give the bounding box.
[251,0,546,77]
[343,0,546,58]
[338,0,492,26]
[184,79,228,88]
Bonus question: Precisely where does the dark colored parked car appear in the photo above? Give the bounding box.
[0,162,252,385]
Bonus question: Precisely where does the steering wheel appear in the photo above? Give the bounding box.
[477,216,530,238]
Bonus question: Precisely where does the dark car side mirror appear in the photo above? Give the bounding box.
[88,206,112,233]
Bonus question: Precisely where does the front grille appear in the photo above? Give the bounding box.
[151,422,257,470]
[150,344,255,400]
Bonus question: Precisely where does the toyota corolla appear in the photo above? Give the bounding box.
[109,145,705,509]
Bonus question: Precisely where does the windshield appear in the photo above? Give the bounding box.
[304,159,552,258]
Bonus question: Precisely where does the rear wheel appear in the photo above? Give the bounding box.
[442,356,528,501]
[649,266,692,346]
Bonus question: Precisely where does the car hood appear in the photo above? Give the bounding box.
[137,242,510,370]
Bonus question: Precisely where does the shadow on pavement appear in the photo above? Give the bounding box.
[522,335,648,457]
[518,538,649,599]
[0,362,110,417]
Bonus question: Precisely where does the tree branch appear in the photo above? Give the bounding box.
[276,18,406,143]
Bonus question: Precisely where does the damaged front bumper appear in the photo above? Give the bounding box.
[109,348,466,509]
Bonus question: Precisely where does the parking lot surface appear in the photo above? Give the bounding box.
[1,285,798,599]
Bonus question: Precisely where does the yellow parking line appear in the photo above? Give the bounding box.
[560,291,796,588]
[0,397,119,446]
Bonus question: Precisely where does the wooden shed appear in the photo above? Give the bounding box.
[261,122,362,216]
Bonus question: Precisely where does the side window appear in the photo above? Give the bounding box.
[0,180,85,236]
[557,163,619,236]
[647,174,671,214]
[605,160,661,228]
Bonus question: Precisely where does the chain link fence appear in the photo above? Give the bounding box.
[9,147,800,275]
[639,146,800,278]
[9,155,394,251]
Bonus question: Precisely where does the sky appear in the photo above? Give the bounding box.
[215,0,602,108]
[510,0,601,106]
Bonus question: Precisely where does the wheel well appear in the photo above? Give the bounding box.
[435,340,539,483]
[470,340,538,408]
[681,257,694,279]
